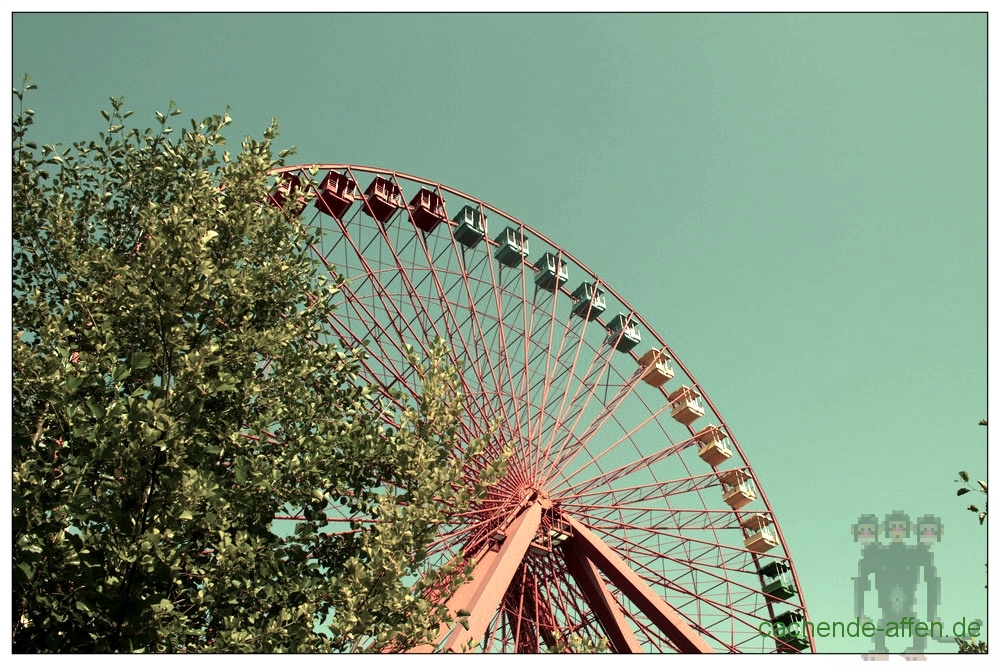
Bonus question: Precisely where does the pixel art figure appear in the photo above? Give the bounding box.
[852,513,881,549]
[853,511,941,657]
[914,514,944,550]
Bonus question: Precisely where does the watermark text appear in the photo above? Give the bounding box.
[759,617,982,640]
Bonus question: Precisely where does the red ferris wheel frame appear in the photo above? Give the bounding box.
[268,163,814,654]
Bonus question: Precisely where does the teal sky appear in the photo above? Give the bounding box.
[12,13,988,653]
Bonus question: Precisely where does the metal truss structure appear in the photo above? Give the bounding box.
[268,164,813,653]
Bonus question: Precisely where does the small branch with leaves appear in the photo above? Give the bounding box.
[955,470,987,524]
[955,419,987,524]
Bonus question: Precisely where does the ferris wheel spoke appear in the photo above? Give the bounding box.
[426,497,519,557]
[536,330,655,487]
[319,286,506,442]
[559,470,723,511]
[320,309,420,410]
[307,208,435,366]
[517,285,580,477]
[546,356,635,483]
[529,252,571,403]
[514,251,536,469]
[546,400,677,498]
[541,345,614,451]
[312,206,512,449]
[391,214,521,453]
[504,271,542,478]
[585,516,751,579]
[581,505,743,531]
[554,421,691,498]
[428,482,531,561]
[358,210,448,352]
[468,270,524,454]
[517,289,578,481]
[438,260,527,454]
[529,317,597,471]
[321,285,422,398]
[516,289,545,467]
[482,263,538,479]
[526,290,584,475]
[482,605,508,651]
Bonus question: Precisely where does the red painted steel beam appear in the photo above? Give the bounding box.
[437,502,543,652]
[562,514,714,653]
[561,543,643,653]
[407,536,507,652]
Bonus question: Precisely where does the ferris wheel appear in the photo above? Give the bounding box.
[267,165,813,653]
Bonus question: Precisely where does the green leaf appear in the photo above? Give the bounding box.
[958,487,971,496]
[959,471,970,483]
[130,352,152,370]
[86,396,106,419]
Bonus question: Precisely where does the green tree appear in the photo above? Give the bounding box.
[12,78,503,653]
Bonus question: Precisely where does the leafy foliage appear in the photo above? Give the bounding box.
[12,78,503,653]
[956,637,988,654]
[545,633,610,653]
[955,420,987,524]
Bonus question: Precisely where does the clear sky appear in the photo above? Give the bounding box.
[11,12,988,653]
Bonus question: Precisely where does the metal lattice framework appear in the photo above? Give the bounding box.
[268,164,813,653]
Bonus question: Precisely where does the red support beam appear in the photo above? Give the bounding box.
[444,548,496,619]
[561,543,643,653]
[562,514,714,653]
[438,502,543,652]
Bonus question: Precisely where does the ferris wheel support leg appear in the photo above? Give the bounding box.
[437,502,544,652]
[561,544,643,653]
[562,515,714,654]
